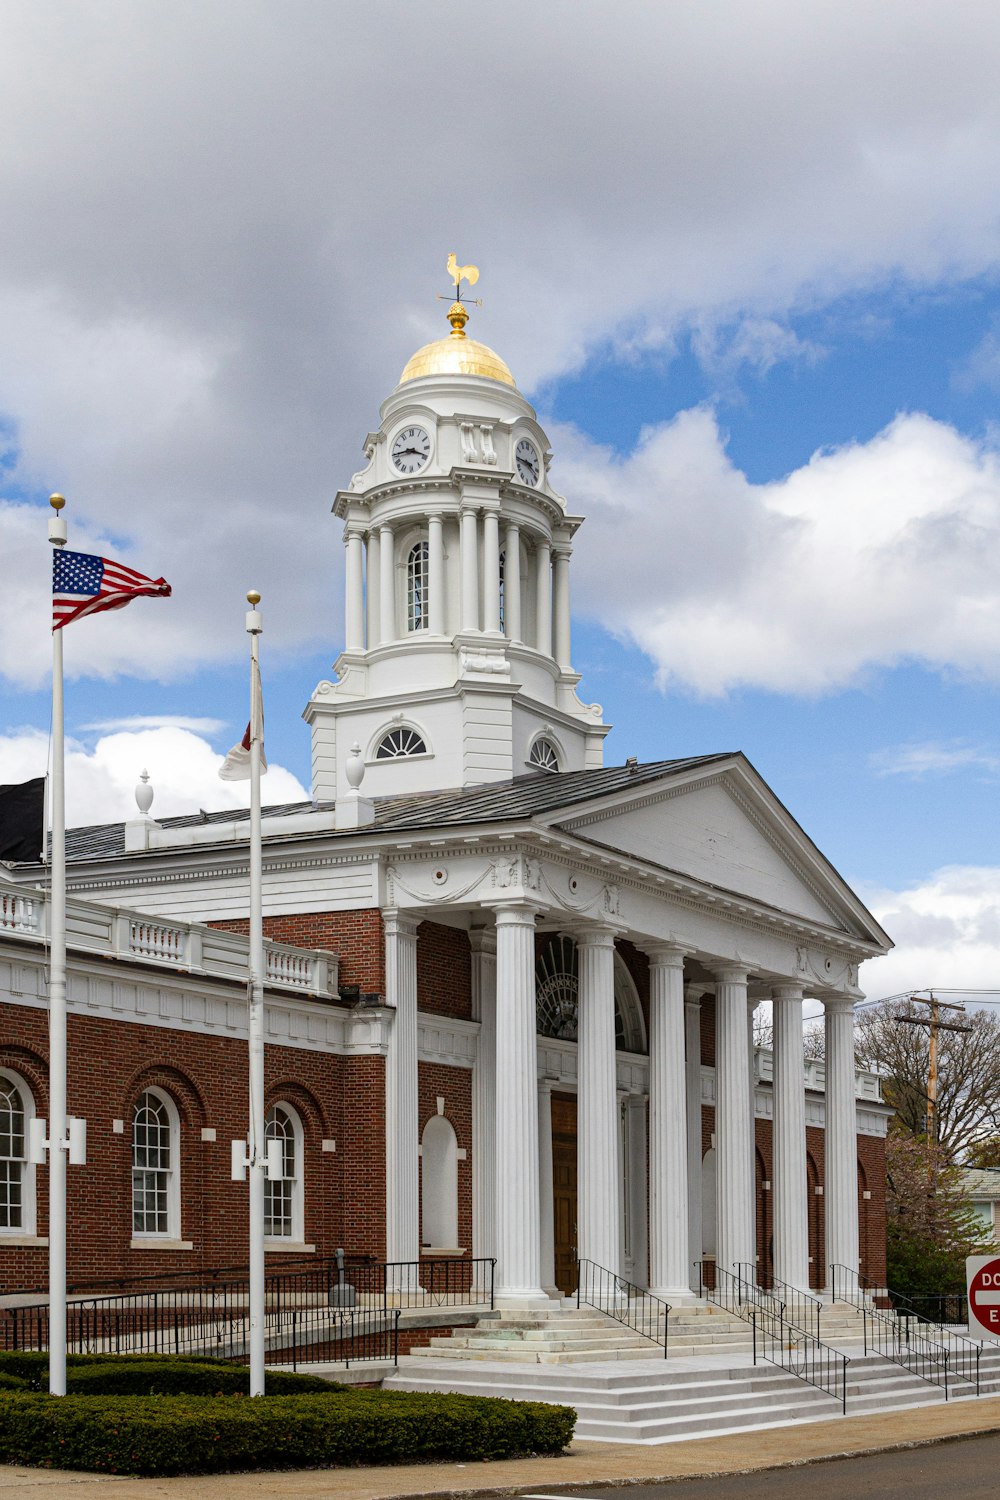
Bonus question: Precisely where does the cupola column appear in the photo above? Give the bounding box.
[535,538,552,656]
[379,523,395,642]
[461,508,480,632]
[504,521,522,641]
[553,543,572,669]
[483,507,501,635]
[427,513,445,635]
[366,529,381,648]
[345,527,365,653]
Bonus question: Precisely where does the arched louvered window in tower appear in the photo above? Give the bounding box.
[375,726,428,759]
[407,541,430,631]
[528,737,560,774]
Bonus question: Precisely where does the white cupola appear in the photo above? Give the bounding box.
[304,261,610,801]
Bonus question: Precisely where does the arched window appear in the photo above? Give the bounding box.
[0,1073,32,1234]
[528,737,560,774]
[132,1089,179,1239]
[421,1114,459,1249]
[407,540,429,631]
[498,548,506,634]
[264,1103,303,1241]
[534,935,647,1053]
[375,726,428,760]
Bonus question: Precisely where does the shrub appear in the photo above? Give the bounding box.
[0,1353,342,1396]
[0,1373,29,1392]
[0,1389,575,1475]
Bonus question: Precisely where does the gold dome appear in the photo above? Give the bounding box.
[399,301,516,387]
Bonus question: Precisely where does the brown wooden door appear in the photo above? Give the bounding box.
[552,1094,578,1296]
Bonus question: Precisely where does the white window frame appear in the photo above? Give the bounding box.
[131,1087,181,1242]
[0,1068,36,1239]
[527,732,562,774]
[406,538,430,631]
[264,1101,304,1245]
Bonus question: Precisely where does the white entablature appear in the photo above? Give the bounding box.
[304,300,610,802]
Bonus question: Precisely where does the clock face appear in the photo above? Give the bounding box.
[515,437,540,487]
[391,425,431,475]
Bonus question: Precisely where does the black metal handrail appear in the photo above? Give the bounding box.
[734,1262,821,1341]
[752,1311,849,1414]
[831,1263,980,1397]
[576,1259,670,1358]
[697,1262,848,1411]
[1,1256,496,1369]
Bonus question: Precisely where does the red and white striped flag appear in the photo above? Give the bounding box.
[52,549,171,631]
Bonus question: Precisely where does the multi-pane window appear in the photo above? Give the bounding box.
[132,1090,173,1236]
[375,727,427,759]
[0,1077,25,1231]
[528,737,560,773]
[498,549,506,634]
[264,1105,298,1239]
[407,541,429,631]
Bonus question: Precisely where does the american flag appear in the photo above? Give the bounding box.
[52,549,171,631]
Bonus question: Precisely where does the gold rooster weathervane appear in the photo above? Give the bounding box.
[440,253,482,339]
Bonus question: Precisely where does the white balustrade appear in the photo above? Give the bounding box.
[129,919,187,963]
[0,892,39,933]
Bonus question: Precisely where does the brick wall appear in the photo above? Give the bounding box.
[416,922,472,1020]
[213,909,385,994]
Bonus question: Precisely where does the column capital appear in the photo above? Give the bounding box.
[684,980,708,1005]
[823,994,857,1016]
[573,924,618,950]
[377,519,394,535]
[644,943,688,969]
[468,926,497,957]
[771,983,805,1004]
[551,541,573,559]
[490,901,540,927]
[714,964,749,986]
[383,908,420,940]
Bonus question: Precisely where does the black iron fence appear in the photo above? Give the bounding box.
[576,1259,670,1358]
[1,1255,496,1369]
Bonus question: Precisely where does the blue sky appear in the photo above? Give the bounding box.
[2,2,1000,1000]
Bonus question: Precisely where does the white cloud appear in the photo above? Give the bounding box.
[859,865,1000,1001]
[80,715,228,735]
[564,408,1000,695]
[0,3,999,688]
[870,740,1000,779]
[0,726,307,828]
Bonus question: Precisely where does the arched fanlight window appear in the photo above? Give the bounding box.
[534,934,647,1052]
[528,737,560,774]
[0,1074,28,1232]
[407,540,430,631]
[375,726,428,760]
[264,1104,303,1241]
[132,1089,179,1238]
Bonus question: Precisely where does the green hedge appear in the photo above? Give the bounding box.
[0,1352,341,1396]
[0,1389,575,1475]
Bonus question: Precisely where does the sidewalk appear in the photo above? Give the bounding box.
[5,1395,1000,1500]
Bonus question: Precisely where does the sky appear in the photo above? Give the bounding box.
[2,1,1000,1005]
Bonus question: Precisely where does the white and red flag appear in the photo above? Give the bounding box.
[52,549,171,630]
[219,655,267,781]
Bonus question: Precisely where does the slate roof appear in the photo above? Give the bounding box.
[27,754,735,865]
[960,1168,1000,1201]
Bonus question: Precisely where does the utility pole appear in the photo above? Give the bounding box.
[897,992,971,1146]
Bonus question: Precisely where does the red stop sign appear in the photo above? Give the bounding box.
[967,1257,1000,1339]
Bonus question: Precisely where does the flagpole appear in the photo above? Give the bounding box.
[246,590,266,1396]
[47,494,68,1397]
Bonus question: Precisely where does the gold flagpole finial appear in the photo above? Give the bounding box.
[247,590,261,606]
[49,494,66,511]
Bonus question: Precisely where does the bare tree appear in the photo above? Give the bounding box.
[855,1000,1000,1160]
[752,1009,824,1059]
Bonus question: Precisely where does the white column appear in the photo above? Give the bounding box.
[647,947,691,1299]
[366,528,381,648]
[535,538,552,655]
[715,966,754,1277]
[538,1078,557,1295]
[825,996,860,1287]
[747,996,759,1279]
[470,927,497,1263]
[461,508,480,632]
[384,911,420,1283]
[772,984,810,1289]
[379,524,395,643]
[504,521,522,642]
[552,543,572,669]
[684,982,704,1291]
[493,904,546,1302]
[428,513,445,635]
[576,927,620,1275]
[483,508,501,634]
[345,527,365,652]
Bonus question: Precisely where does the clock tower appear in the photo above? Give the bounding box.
[304,267,610,802]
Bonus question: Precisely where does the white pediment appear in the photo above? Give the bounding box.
[559,776,847,930]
